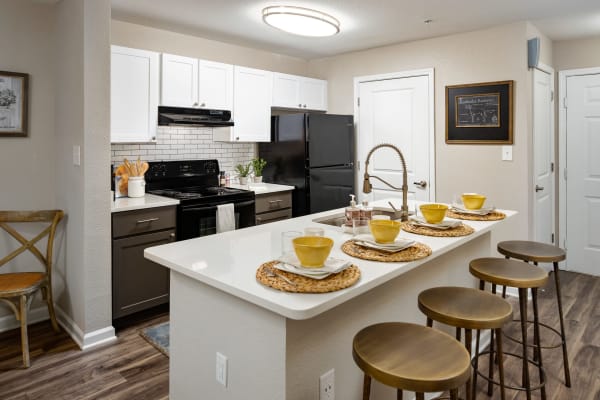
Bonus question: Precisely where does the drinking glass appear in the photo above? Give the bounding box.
[304,227,324,236]
[352,218,370,236]
[281,231,302,256]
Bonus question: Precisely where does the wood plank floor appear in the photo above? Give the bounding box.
[0,271,597,399]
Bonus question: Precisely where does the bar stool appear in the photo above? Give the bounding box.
[497,240,571,387]
[469,257,549,400]
[418,286,513,400]
[352,322,471,400]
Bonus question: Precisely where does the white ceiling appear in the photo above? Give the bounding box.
[110,0,600,59]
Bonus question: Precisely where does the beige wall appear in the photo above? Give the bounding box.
[111,19,310,76]
[553,36,600,71]
[309,22,532,241]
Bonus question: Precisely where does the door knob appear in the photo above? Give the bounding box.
[535,185,544,192]
[413,180,427,189]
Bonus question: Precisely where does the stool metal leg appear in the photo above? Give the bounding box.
[397,388,403,400]
[495,327,506,400]
[362,374,371,400]
[472,330,480,400]
[416,392,424,400]
[532,288,547,400]
[553,262,572,387]
[465,328,472,400]
[450,388,459,400]
[427,317,433,328]
[519,288,532,400]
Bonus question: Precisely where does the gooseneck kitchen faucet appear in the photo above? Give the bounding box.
[362,143,409,221]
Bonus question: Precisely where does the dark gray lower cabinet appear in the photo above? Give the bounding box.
[112,206,176,319]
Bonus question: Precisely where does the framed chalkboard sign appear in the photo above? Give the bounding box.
[445,80,513,144]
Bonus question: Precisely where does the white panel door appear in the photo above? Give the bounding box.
[111,45,159,143]
[566,73,600,275]
[198,60,233,110]
[533,68,555,244]
[161,53,198,107]
[232,66,272,142]
[357,74,432,203]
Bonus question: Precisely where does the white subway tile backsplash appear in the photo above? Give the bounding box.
[111,126,257,174]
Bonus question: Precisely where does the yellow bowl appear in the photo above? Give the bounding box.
[369,219,401,244]
[461,193,486,210]
[293,236,334,268]
[419,204,448,224]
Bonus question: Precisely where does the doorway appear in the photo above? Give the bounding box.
[354,69,435,204]
[559,67,600,276]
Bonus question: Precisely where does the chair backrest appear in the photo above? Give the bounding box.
[0,210,64,277]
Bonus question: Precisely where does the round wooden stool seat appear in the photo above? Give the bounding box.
[469,258,548,288]
[418,287,512,330]
[352,322,471,394]
[497,240,565,263]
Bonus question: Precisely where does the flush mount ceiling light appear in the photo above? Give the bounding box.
[262,6,340,37]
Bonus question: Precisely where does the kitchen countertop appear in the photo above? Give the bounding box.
[145,199,515,319]
[228,182,294,194]
[111,193,180,213]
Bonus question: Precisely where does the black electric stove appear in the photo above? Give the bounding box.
[145,160,255,240]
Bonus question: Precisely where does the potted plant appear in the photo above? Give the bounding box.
[251,158,267,183]
[235,162,252,185]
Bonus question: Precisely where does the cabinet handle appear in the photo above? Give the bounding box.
[200,102,206,107]
[192,102,198,106]
[298,103,302,107]
[256,217,262,223]
[169,233,176,240]
[303,104,307,108]
[136,217,159,224]
[236,137,240,141]
[268,199,283,208]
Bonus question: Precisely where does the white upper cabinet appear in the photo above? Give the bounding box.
[161,53,198,107]
[111,45,159,143]
[161,54,233,110]
[214,66,272,142]
[272,73,327,111]
[198,60,233,110]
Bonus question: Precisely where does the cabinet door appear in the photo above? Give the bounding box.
[112,229,175,319]
[232,66,272,142]
[111,45,159,143]
[300,77,328,111]
[161,53,199,107]
[272,73,301,108]
[199,60,233,110]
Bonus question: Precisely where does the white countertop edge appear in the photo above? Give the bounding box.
[228,182,295,194]
[145,207,515,320]
[111,194,180,213]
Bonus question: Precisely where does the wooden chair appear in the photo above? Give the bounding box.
[0,210,64,367]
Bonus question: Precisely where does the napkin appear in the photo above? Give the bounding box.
[352,234,415,253]
[451,204,495,215]
[277,253,352,274]
[409,216,462,230]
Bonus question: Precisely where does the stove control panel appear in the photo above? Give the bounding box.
[146,160,221,182]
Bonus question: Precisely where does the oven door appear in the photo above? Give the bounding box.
[177,199,255,241]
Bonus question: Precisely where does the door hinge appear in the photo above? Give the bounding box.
[357,97,360,107]
[564,168,567,181]
[551,162,554,172]
[551,233,555,243]
[563,97,568,109]
[550,90,554,102]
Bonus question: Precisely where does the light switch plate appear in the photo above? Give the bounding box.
[216,352,228,387]
[501,145,512,161]
[73,145,81,166]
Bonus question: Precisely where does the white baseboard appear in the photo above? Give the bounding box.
[0,304,116,351]
[55,306,116,350]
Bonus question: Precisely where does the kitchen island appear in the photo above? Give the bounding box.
[145,200,515,400]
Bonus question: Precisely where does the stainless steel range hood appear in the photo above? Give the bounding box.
[158,106,234,127]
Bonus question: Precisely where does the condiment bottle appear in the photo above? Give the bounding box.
[219,171,226,187]
[345,194,360,226]
[360,200,373,220]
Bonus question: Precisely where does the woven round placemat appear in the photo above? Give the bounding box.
[341,240,432,262]
[446,210,506,221]
[256,261,361,293]
[401,221,475,237]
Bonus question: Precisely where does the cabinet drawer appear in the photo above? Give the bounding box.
[112,206,176,238]
[256,208,292,225]
[255,192,292,214]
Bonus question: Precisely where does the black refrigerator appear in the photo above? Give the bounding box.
[258,113,355,217]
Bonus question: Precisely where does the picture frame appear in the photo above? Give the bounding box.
[445,80,513,144]
[0,71,29,137]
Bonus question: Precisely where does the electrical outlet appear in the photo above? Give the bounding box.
[320,369,334,400]
[216,352,228,387]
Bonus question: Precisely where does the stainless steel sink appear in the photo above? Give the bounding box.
[312,208,401,227]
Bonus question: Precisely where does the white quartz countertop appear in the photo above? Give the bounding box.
[228,182,294,194]
[111,193,180,213]
[145,199,515,320]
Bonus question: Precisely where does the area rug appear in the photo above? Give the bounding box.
[139,322,170,357]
